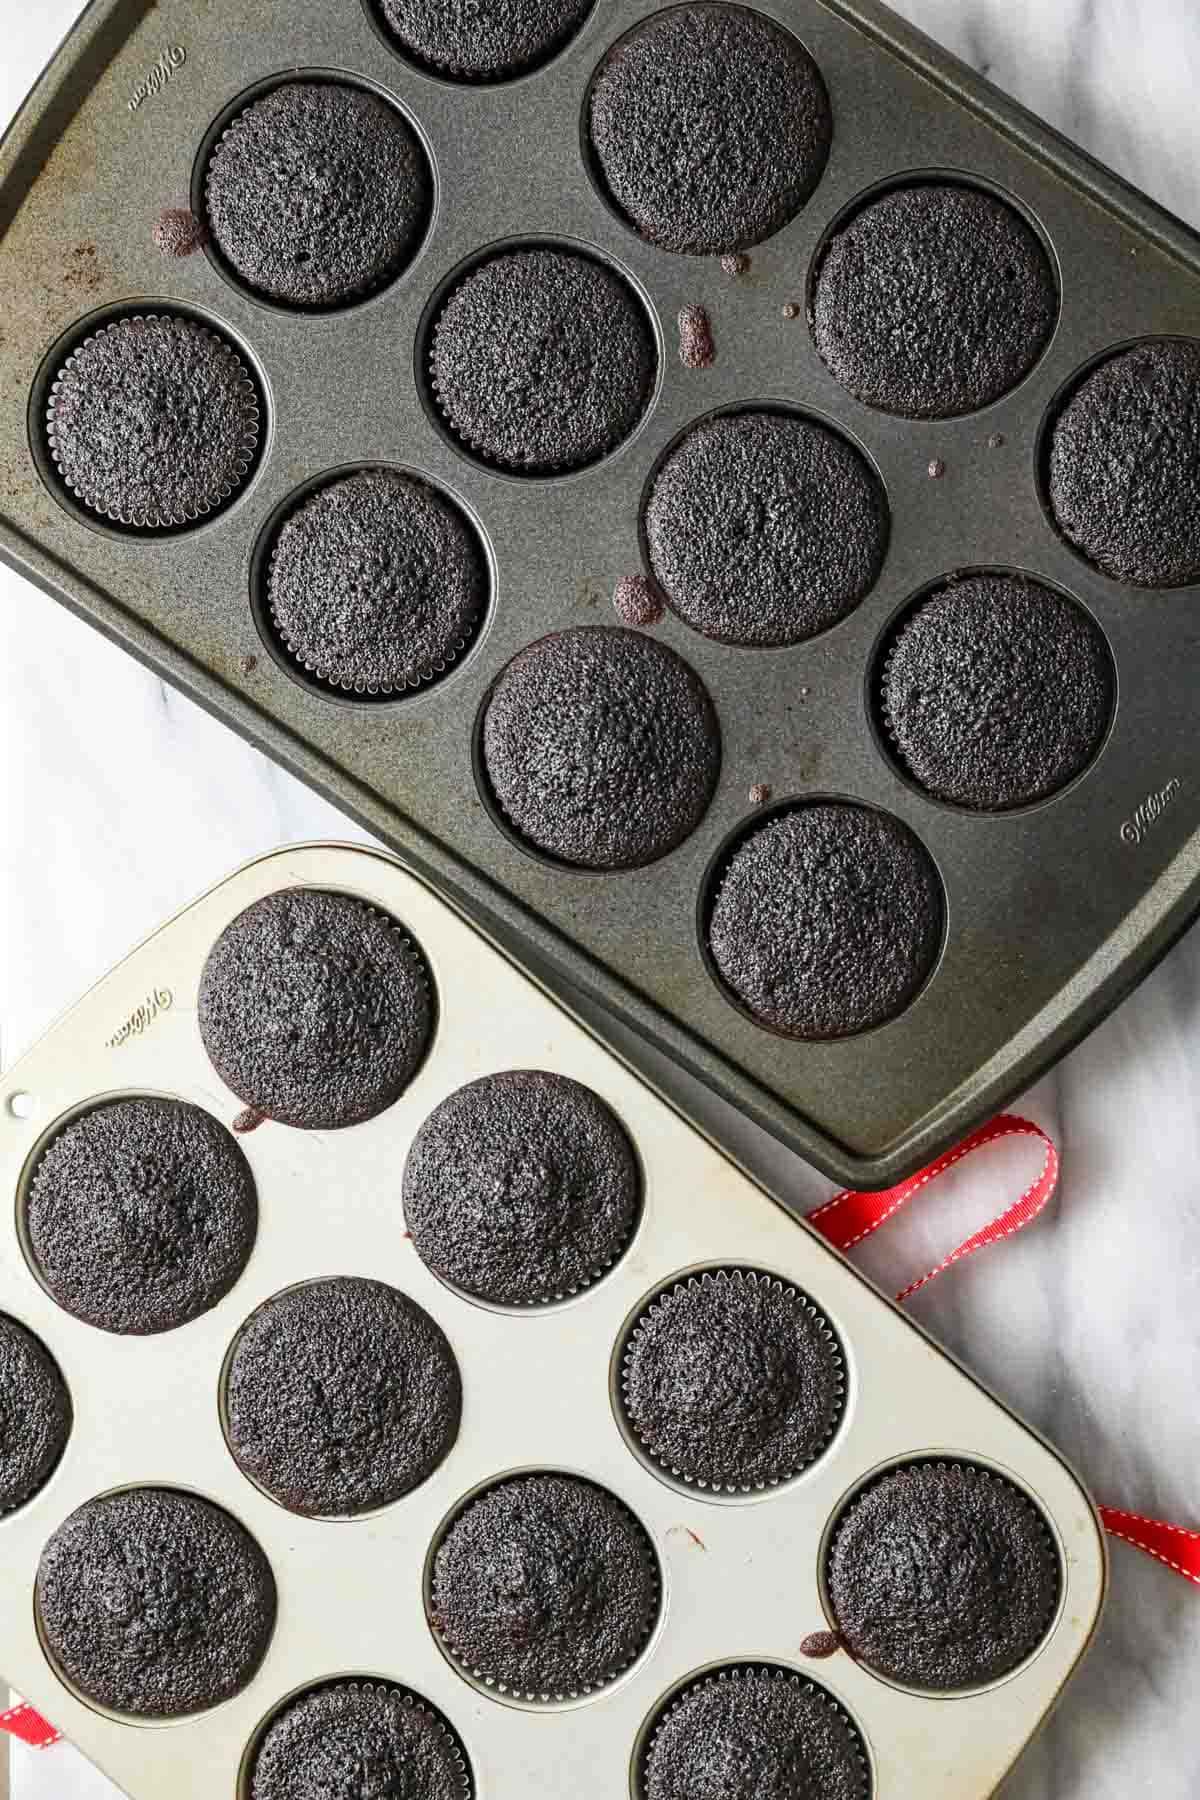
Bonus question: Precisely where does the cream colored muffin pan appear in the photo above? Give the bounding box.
[0,843,1105,1799]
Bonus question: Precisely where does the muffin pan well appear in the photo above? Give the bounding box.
[3,0,1200,1185]
[0,843,1104,1797]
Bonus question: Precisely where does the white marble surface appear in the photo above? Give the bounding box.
[3,2,1200,1795]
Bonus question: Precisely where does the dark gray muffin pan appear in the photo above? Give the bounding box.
[2,0,1200,1184]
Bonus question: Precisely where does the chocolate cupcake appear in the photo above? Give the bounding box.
[827,1462,1061,1690]
[706,803,942,1038]
[1046,339,1200,586]
[46,313,261,528]
[641,1665,867,1800]
[588,6,831,256]
[880,574,1112,810]
[198,888,434,1129]
[378,0,593,79]
[431,1472,659,1699]
[266,470,486,695]
[25,1097,257,1335]
[204,82,431,308]
[811,184,1057,418]
[249,1680,471,1800]
[0,1316,71,1513]
[645,412,887,645]
[36,1487,276,1718]
[223,1278,461,1516]
[481,626,720,869]
[403,1070,639,1306]
[620,1269,844,1491]
[430,249,655,473]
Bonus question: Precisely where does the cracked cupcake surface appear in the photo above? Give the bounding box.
[827,1463,1061,1690]
[430,250,655,471]
[707,803,942,1038]
[224,1278,461,1516]
[249,1681,470,1800]
[36,1488,276,1718]
[204,81,430,306]
[378,0,593,78]
[645,411,887,644]
[267,470,485,693]
[1047,338,1200,586]
[0,1316,71,1512]
[589,5,831,255]
[481,626,720,868]
[26,1097,256,1335]
[404,1070,639,1304]
[198,888,434,1129]
[643,1667,867,1800]
[432,1472,658,1696]
[811,183,1057,417]
[622,1270,843,1488]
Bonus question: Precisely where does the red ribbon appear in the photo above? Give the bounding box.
[3,1111,1195,1754]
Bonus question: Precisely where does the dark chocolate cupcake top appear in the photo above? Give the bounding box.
[249,1681,471,1800]
[432,1472,659,1697]
[224,1278,461,1516]
[378,0,593,79]
[707,803,942,1038]
[482,626,720,869]
[645,411,888,645]
[46,314,260,528]
[643,1666,867,1800]
[827,1463,1061,1690]
[622,1269,844,1490]
[811,184,1057,418]
[205,82,430,307]
[1047,339,1200,586]
[36,1487,276,1718]
[589,5,831,256]
[267,470,486,694]
[881,575,1112,810]
[430,250,655,472]
[198,888,433,1129]
[25,1097,257,1336]
[404,1070,639,1305]
[0,1316,71,1513]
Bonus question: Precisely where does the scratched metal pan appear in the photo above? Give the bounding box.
[0,842,1106,1800]
[2,0,1200,1189]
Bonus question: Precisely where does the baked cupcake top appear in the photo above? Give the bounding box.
[707,803,942,1038]
[224,1278,461,1516]
[26,1097,256,1335]
[880,574,1112,810]
[198,888,434,1129]
[811,184,1057,418]
[46,314,260,528]
[267,470,486,695]
[482,626,720,869]
[0,1316,71,1513]
[645,411,887,645]
[1047,339,1200,586]
[589,5,831,256]
[403,1070,639,1305]
[378,0,593,79]
[827,1463,1061,1690]
[249,1681,470,1800]
[621,1269,844,1489]
[431,1472,659,1697]
[204,82,430,307]
[642,1666,867,1800]
[36,1487,276,1718]
[430,250,655,472]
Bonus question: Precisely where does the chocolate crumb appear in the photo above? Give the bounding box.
[781,301,801,320]
[153,207,208,258]
[748,782,771,806]
[678,304,715,369]
[720,253,750,276]
[239,653,258,675]
[233,1107,267,1135]
[928,457,946,479]
[987,432,1005,449]
[613,574,665,628]
[800,1630,843,1659]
